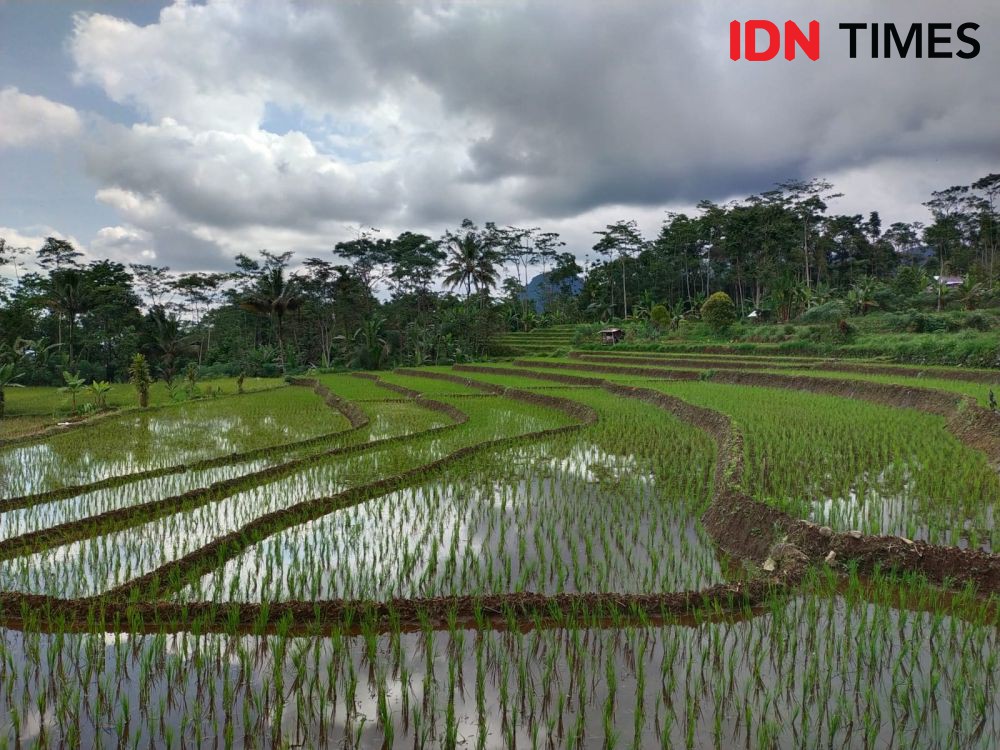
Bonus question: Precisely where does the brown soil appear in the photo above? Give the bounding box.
[0,577,795,636]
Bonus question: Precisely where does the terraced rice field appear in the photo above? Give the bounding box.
[1,358,999,748]
[496,324,577,355]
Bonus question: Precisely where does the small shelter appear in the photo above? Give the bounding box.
[932,275,964,288]
[600,327,624,345]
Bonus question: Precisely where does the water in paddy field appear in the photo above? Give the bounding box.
[178,441,722,603]
[0,593,996,749]
[2,376,999,747]
[0,415,262,498]
[0,388,343,499]
[805,464,996,552]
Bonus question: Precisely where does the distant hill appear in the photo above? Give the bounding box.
[519,272,583,312]
[899,245,934,265]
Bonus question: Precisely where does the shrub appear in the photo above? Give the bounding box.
[907,313,948,334]
[649,304,670,329]
[893,266,927,298]
[701,292,736,333]
[58,371,86,415]
[798,300,848,324]
[86,380,113,411]
[963,312,992,331]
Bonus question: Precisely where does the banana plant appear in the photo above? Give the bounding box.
[58,370,86,415]
[86,380,113,411]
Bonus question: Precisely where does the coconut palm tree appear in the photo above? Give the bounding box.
[442,228,499,299]
[148,308,199,382]
[240,267,302,373]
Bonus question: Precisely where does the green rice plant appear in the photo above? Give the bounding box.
[1,359,1000,748]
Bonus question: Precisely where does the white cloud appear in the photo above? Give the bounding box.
[53,0,1000,273]
[0,226,87,280]
[89,225,156,264]
[0,88,81,148]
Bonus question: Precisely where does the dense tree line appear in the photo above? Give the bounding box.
[1,173,997,384]
[580,174,999,322]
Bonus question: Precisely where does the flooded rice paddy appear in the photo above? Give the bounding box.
[0,363,998,747]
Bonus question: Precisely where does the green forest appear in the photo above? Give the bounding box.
[2,173,998,389]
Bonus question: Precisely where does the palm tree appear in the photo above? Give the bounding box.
[149,308,199,382]
[442,231,499,299]
[44,269,89,367]
[959,278,986,310]
[240,267,302,373]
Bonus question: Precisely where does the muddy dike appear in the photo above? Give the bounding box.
[0,577,800,637]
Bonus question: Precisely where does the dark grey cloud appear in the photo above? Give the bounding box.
[5,0,995,272]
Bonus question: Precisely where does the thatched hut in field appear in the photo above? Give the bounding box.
[600,328,624,345]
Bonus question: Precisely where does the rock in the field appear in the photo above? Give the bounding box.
[765,542,809,573]
[848,530,863,539]
[824,550,837,565]
[818,526,833,538]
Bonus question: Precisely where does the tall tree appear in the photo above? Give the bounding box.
[923,186,971,310]
[0,239,30,285]
[333,226,393,308]
[387,232,444,298]
[441,220,500,300]
[80,260,141,380]
[971,174,1000,280]
[593,220,645,318]
[43,268,90,366]
[238,252,303,372]
[36,238,83,271]
[130,264,173,308]
[776,178,840,289]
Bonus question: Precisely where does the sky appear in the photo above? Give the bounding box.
[1,0,998,278]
